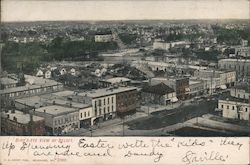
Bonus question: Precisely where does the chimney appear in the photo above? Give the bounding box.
[30,113,33,122]
[13,116,17,122]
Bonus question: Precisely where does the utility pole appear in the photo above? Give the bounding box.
[122,117,125,136]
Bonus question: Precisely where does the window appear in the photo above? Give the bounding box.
[112,105,114,111]
[84,112,86,117]
[99,100,102,106]
[88,111,90,116]
[99,109,102,115]
[108,98,110,104]
[111,97,114,103]
[221,105,224,108]
[54,120,57,125]
[104,107,106,114]
[104,98,106,105]
[246,108,248,112]
[108,107,110,113]
[227,105,229,109]
[232,106,234,110]
[80,113,82,118]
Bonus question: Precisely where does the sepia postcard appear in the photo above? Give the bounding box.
[0,0,250,164]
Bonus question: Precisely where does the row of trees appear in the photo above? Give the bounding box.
[2,37,118,73]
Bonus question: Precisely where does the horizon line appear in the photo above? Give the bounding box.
[2,18,250,23]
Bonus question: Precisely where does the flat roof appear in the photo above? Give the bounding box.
[52,90,75,97]
[0,77,18,85]
[189,80,202,85]
[2,110,44,124]
[35,105,78,116]
[45,98,91,109]
[78,86,137,98]
[219,97,249,104]
[16,95,90,109]
[219,59,250,62]
[232,83,250,93]
[101,77,131,84]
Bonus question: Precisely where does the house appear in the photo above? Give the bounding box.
[60,68,67,75]
[1,110,45,136]
[44,70,52,79]
[70,68,76,76]
[36,69,44,77]
[141,83,177,105]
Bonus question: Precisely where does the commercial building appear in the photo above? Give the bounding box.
[95,31,113,42]
[151,77,189,100]
[15,94,92,129]
[230,83,250,100]
[217,82,250,121]
[235,47,250,58]
[193,69,236,88]
[30,105,79,135]
[1,110,45,136]
[0,77,18,89]
[218,99,250,121]
[0,75,63,100]
[189,80,205,97]
[141,83,177,105]
[218,59,250,79]
[74,86,137,124]
[153,40,171,51]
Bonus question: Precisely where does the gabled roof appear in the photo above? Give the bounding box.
[142,83,175,95]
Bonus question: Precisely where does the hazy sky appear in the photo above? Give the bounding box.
[2,0,250,22]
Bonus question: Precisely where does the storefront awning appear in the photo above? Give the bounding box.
[220,85,227,89]
[171,97,178,103]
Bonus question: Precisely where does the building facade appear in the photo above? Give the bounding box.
[218,59,250,79]
[218,99,250,120]
[30,105,79,135]
[141,83,177,105]
[1,110,45,136]
[151,77,189,100]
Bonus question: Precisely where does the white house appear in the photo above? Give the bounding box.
[45,70,52,79]
[36,69,44,77]
[60,68,67,75]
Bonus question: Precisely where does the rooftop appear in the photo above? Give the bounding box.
[2,110,44,124]
[232,83,250,93]
[189,80,203,85]
[101,77,131,84]
[0,77,18,85]
[142,83,175,95]
[219,59,250,62]
[34,105,78,116]
[219,97,250,104]
[78,86,137,98]
[52,90,75,97]
[15,96,48,107]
